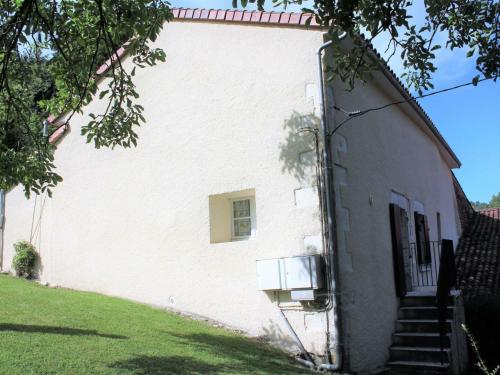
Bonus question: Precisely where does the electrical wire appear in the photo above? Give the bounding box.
[329,77,493,136]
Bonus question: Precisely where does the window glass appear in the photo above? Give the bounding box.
[233,200,250,218]
[234,218,251,237]
[233,199,252,238]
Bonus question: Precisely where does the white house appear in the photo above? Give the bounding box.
[0,9,468,374]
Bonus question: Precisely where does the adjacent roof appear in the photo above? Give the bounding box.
[480,207,500,220]
[453,177,500,298]
[455,210,500,298]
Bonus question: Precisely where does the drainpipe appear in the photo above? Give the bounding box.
[317,33,346,371]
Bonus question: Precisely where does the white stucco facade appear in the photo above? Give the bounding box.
[1,18,462,374]
[328,69,461,372]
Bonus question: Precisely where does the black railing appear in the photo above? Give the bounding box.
[436,239,457,364]
[404,241,441,289]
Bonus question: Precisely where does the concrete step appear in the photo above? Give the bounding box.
[389,346,450,363]
[399,306,454,320]
[386,360,449,374]
[400,296,436,307]
[393,332,451,348]
[400,296,453,308]
[396,319,452,333]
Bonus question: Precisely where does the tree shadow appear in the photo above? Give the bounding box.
[163,331,308,374]
[260,319,299,352]
[279,111,320,186]
[108,355,220,375]
[0,323,127,339]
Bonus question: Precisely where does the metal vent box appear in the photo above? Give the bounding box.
[256,254,324,291]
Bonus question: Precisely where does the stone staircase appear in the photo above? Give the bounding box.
[386,296,454,374]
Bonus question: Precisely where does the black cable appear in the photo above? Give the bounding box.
[329,77,493,136]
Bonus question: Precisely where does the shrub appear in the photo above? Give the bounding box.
[12,240,38,279]
[463,325,500,375]
[465,295,500,371]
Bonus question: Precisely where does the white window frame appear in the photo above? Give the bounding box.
[230,197,256,240]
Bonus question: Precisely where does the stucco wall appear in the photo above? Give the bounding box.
[329,71,461,373]
[1,21,332,356]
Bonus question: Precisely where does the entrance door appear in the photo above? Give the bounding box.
[389,203,413,297]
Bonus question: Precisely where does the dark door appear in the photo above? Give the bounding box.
[414,212,432,265]
[390,204,412,297]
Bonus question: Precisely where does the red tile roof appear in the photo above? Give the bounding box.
[171,8,320,27]
[480,208,500,220]
[456,211,500,298]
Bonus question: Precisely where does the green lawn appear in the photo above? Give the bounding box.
[0,275,309,375]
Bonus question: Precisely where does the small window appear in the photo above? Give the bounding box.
[231,198,255,240]
[209,189,256,244]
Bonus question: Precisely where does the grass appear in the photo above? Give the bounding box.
[0,275,309,375]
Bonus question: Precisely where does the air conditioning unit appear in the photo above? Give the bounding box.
[256,254,324,293]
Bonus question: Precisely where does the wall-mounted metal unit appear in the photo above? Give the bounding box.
[290,289,317,301]
[256,254,324,291]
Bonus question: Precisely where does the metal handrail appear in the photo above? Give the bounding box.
[436,239,457,365]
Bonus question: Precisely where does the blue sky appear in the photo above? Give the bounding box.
[170,0,499,203]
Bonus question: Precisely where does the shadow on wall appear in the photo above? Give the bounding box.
[279,111,320,187]
[136,331,305,374]
[0,323,127,339]
[30,193,48,279]
[33,250,44,279]
[260,319,299,353]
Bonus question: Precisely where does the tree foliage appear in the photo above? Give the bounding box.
[238,0,499,90]
[473,192,500,210]
[0,0,172,196]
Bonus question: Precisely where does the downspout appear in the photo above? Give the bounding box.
[317,34,346,371]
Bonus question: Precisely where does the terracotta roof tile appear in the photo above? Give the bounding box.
[456,211,500,298]
[480,208,500,220]
[269,12,282,23]
[250,11,262,22]
[260,12,271,23]
[173,7,319,27]
[242,11,252,22]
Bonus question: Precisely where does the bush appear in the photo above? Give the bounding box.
[465,294,500,371]
[12,241,38,279]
